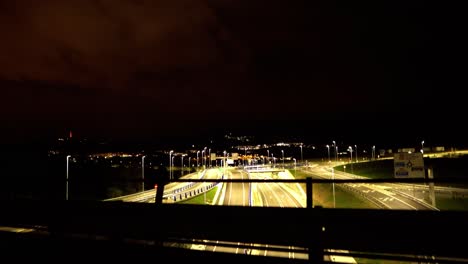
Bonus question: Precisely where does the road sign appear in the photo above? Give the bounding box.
[231,153,239,160]
[210,153,216,161]
[394,152,425,178]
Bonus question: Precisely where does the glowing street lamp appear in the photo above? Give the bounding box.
[203,147,207,167]
[171,156,175,180]
[201,149,205,168]
[142,155,146,192]
[355,145,358,162]
[169,150,173,180]
[348,146,353,163]
[293,158,297,178]
[335,146,338,162]
[281,150,284,168]
[196,151,200,167]
[332,141,337,162]
[421,140,425,154]
[66,155,71,200]
[181,154,187,177]
[223,150,227,176]
[326,145,330,162]
[300,145,303,165]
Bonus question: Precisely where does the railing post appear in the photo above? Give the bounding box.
[306,177,313,208]
[309,206,324,264]
[306,177,323,263]
[155,180,165,205]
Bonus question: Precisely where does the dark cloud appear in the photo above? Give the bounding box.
[0,0,465,144]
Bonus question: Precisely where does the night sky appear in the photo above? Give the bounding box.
[0,1,465,146]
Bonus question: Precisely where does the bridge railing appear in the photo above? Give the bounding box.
[2,176,468,263]
[1,198,467,263]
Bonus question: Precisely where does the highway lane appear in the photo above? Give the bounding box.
[203,169,251,255]
[302,164,435,210]
[251,173,307,259]
[222,170,250,207]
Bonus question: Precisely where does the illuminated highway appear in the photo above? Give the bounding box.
[302,163,436,210]
[191,168,355,262]
[105,168,222,203]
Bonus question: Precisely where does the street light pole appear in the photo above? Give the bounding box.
[300,145,303,165]
[181,154,186,177]
[169,150,173,180]
[203,147,207,167]
[142,155,146,192]
[326,145,330,162]
[66,155,71,201]
[196,151,200,167]
[171,156,175,180]
[348,146,353,163]
[355,145,358,162]
[332,141,337,162]
[208,148,211,167]
[223,150,227,176]
[293,158,296,178]
[421,140,425,154]
[372,145,376,160]
[335,146,338,162]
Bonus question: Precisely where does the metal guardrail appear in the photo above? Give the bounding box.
[1,200,467,263]
[3,175,465,263]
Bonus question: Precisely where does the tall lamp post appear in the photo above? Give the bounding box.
[332,141,337,162]
[203,147,207,167]
[293,158,296,178]
[355,145,358,162]
[223,150,227,176]
[169,150,173,180]
[66,155,71,201]
[171,156,175,180]
[142,155,146,192]
[421,140,425,154]
[335,146,338,162]
[281,150,284,169]
[348,146,353,163]
[181,154,186,177]
[372,145,376,160]
[300,145,303,165]
[196,151,200,167]
[208,148,211,167]
[326,145,330,162]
